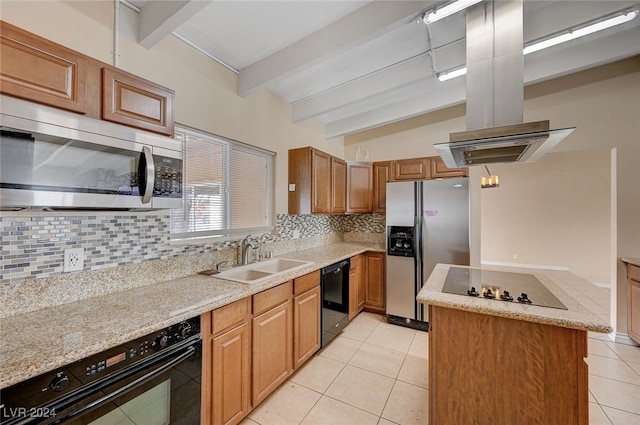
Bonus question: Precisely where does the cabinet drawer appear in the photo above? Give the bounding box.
[294,271,320,295]
[212,297,250,335]
[253,281,293,315]
[628,264,640,283]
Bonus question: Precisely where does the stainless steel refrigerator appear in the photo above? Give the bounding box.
[385,178,470,330]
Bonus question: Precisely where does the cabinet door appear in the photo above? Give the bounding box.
[212,322,251,425]
[393,158,430,181]
[373,161,391,214]
[364,252,385,313]
[311,149,332,214]
[629,264,640,344]
[331,158,347,214]
[294,286,321,369]
[347,162,373,214]
[102,68,175,136]
[349,266,359,320]
[0,21,88,113]
[252,301,293,405]
[430,156,468,178]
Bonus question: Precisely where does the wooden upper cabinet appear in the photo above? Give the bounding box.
[372,161,391,214]
[393,157,430,181]
[331,157,347,214]
[0,21,175,136]
[430,156,468,178]
[289,147,347,215]
[346,161,372,214]
[102,68,175,136]
[0,21,88,114]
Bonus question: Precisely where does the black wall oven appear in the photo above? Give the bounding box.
[0,317,201,425]
[321,259,350,347]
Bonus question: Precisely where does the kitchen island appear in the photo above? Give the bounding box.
[417,264,612,425]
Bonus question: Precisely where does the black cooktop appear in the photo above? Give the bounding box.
[442,267,567,310]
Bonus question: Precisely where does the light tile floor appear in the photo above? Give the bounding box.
[241,277,640,425]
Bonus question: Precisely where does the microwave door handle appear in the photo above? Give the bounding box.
[142,146,154,204]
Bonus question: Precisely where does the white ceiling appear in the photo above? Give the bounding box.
[125,0,640,139]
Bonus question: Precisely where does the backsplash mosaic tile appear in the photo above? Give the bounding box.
[0,211,385,316]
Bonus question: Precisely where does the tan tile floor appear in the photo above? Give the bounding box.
[241,279,640,425]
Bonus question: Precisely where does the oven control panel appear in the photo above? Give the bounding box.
[0,316,201,416]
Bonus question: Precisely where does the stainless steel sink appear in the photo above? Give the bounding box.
[214,258,312,284]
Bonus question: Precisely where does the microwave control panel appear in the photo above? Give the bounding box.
[153,156,182,198]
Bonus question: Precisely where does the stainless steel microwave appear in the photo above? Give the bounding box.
[0,96,182,210]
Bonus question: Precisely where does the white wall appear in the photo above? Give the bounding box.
[0,0,343,215]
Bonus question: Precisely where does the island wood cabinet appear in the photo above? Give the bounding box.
[252,281,293,406]
[429,305,589,425]
[364,252,385,314]
[289,147,346,215]
[349,254,365,319]
[0,21,175,136]
[201,298,252,425]
[293,271,321,369]
[626,262,640,344]
[372,161,391,214]
[346,162,373,214]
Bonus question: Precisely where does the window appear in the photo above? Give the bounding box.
[171,126,275,240]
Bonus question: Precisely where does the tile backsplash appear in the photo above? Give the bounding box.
[1,211,384,316]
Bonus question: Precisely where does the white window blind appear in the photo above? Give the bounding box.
[171,126,274,240]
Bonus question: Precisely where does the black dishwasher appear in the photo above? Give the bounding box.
[321,259,350,347]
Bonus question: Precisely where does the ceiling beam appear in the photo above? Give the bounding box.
[138,0,211,49]
[237,1,436,97]
[324,25,640,138]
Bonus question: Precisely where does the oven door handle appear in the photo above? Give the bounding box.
[54,346,195,423]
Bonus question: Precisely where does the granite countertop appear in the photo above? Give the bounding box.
[621,257,640,268]
[417,263,612,334]
[0,242,384,389]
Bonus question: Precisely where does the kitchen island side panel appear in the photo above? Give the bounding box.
[429,305,588,425]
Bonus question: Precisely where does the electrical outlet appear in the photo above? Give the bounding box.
[292,229,300,239]
[64,248,84,272]
[512,253,518,260]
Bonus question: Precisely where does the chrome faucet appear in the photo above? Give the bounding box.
[241,235,258,265]
[257,233,272,261]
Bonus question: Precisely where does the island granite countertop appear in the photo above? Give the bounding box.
[0,242,384,389]
[417,263,612,334]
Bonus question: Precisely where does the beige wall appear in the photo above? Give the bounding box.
[345,58,640,336]
[480,150,611,284]
[0,0,343,215]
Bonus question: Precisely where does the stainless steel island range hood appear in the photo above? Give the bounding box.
[435,0,575,168]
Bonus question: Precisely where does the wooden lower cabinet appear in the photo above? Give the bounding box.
[364,252,385,314]
[626,262,640,344]
[202,298,251,425]
[293,285,321,369]
[429,305,589,425]
[252,283,293,406]
[349,254,365,319]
